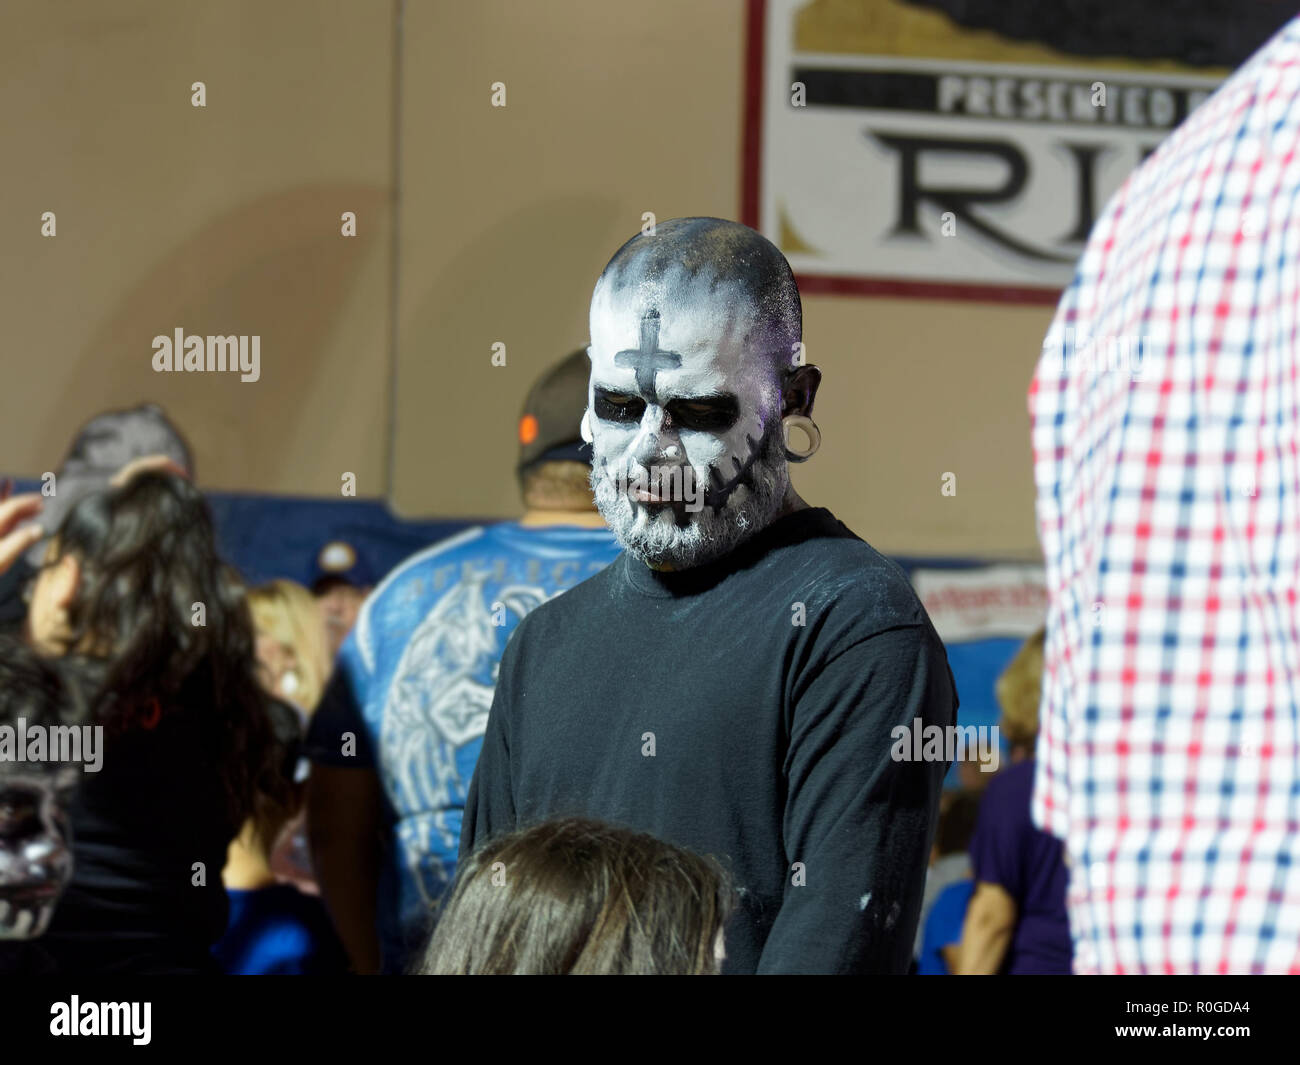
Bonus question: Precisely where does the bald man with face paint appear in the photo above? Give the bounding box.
[461,218,958,974]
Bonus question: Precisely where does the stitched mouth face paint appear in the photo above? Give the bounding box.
[0,770,76,939]
[586,218,803,569]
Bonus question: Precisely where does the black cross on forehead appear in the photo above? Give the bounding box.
[615,309,681,399]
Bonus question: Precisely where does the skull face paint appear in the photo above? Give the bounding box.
[0,770,75,939]
[0,637,83,941]
[586,218,803,569]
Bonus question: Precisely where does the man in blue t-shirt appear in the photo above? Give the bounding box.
[305,351,619,974]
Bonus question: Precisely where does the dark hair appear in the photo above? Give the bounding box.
[47,471,270,827]
[935,789,982,857]
[420,818,734,975]
[246,696,304,852]
[0,637,83,733]
[0,639,87,784]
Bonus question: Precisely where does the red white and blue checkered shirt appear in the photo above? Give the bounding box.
[1029,19,1300,975]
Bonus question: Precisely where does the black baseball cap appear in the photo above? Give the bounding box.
[517,349,594,474]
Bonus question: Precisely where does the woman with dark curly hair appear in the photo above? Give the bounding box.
[421,818,733,975]
[18,471,274,974]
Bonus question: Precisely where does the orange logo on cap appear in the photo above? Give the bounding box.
[519,414,539,445]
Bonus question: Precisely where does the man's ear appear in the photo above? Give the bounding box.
[782,364,822,419]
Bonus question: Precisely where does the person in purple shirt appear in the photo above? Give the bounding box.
[954,629,1072,974]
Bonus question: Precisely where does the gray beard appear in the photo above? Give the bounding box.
[590,429,790,570]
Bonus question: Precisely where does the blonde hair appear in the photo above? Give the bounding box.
[995,627,1045,750]
[247,579,331,713]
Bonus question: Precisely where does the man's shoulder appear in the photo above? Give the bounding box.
[785,512,929,635]
[508,554,622,637]
[987,758,1036,802]
[350,526,491,653]
[355,523,614,632]
[365,526,490,605]
[975,761,1035,838]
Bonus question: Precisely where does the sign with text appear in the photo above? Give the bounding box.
[744,0,1256,302]
[911,564,1047,644]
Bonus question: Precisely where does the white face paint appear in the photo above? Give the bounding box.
[587,274,791,569]
[0,770,76,940]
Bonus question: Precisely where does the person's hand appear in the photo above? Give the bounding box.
[0,491,44,577]
[109,453,188,489]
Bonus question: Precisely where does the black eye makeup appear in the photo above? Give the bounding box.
[0,789,40,841]
[593,388,647,424]
[665,395,739,433]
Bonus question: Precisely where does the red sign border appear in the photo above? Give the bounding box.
[740,0,1065,306]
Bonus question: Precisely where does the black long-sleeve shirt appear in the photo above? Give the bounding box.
[461,506,958,974]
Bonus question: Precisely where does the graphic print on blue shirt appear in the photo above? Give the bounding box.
[309,522,620,970]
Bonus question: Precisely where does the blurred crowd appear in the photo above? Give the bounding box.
[0,374,739,975]
[0,384,1058,976]
[7,19,1300,973]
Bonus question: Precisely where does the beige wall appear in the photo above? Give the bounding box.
[0,0,395,498]
[1,0,1052,559]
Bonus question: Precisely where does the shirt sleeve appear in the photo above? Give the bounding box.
[757,624,957,974]
[458,622,520,859]
[969,771,1025,898]
[1028,283,1082,844]
[303,631,376,769]
[924,880,974,954]
[1031,618,1073,840]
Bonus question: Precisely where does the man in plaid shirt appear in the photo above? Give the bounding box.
[1029,18,1300,974]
